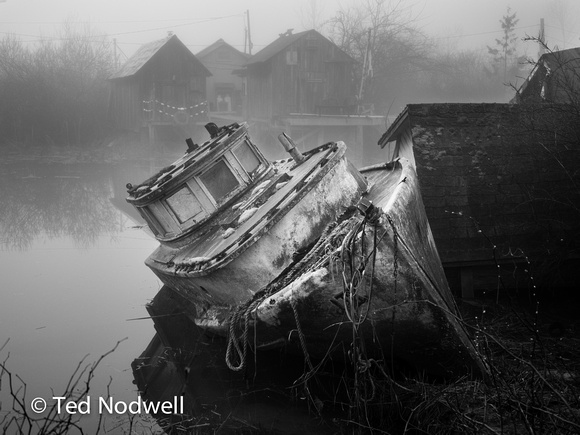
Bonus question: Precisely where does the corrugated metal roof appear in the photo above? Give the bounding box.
[109,34,211,79]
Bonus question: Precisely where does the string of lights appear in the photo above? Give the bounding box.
[142,100,208,120]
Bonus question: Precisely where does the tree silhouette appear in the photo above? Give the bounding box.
[487,7,520,81]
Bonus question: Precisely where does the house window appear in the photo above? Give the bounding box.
[233,140,261,174]
[199,159,240,203]
[286,49,298,65]
[165,186,204,224]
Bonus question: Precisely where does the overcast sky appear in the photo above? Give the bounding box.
[1,0,579,61]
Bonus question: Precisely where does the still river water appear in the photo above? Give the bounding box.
[0,156,344,434]
[0,158,164,432]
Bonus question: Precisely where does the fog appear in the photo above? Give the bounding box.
[1,0,578,59]
[1,1,579,433]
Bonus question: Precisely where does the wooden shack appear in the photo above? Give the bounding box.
[108,34,211,146]
[196,39,249,120]
[514,47,580,104]
[245,29,356,119]
[379,103,580,299]
[241,29,385,166]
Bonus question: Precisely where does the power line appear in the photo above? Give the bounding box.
[104,14,244,37]
[0,17,235,25]
[0,13,244,40]
[544,24,580,36]
[433,24,538,40]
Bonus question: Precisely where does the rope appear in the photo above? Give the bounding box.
[386,212,399,374]
[290,298,314,372]
[223,204,387,373]
[225,298,262,371]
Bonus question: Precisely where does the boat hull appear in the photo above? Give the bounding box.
[146,145,368,310]
[239,159,486,377]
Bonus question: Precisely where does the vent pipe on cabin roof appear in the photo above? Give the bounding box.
[278,133,304,165]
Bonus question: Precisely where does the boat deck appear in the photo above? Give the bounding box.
[150,143,345,272]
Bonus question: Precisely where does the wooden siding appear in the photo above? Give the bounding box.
[109,80,141,132]
[247,63,273,120]
[246,31,355,120]
[109,36,209,132]
[517,47,580,104]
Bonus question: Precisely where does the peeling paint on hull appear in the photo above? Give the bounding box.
[233,159,486,377]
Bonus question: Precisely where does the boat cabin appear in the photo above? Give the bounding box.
[126,123,270,240]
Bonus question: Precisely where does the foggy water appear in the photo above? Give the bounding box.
[0,159,163,431]
[0,158,360,433]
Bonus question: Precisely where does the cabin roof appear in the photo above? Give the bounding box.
[540,46,580,71]
[515,46,580,103]
[246,29,355,65]
[378,105,410,147]
[379,103,520,145]
[376,102,580,268]
[110,34,211,79]
[196,38,250,60]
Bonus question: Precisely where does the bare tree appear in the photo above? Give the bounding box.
[298,0,327,32]
[326,0,432,113]
[547,0,580,50]
[0,21,115,147]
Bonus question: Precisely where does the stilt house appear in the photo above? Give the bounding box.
[241,29,385,166]
[108,34,211,145]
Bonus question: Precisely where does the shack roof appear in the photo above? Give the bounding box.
[540,46,580,72]
[196,38,250,60]
[246,29,355,65]
[376,102,580,270]
[515,46,580,103]
[110,34,211,79]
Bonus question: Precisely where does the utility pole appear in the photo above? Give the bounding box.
[244,15,247,53]
[357,28,372,102]
[246,10,253,55]
[113,38,118,69]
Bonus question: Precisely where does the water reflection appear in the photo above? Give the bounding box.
[0,160,169,250]
[132,287,347,434]
[0,163,118,250]
[0,158,163,433]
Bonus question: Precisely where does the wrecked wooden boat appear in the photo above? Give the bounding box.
[225,158,487,377]
[126,122,367,312]
[128,121,485,376]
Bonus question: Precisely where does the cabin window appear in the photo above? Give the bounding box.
[233,140,261,174]
[165,185,204,224]
[199,159,240,203]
